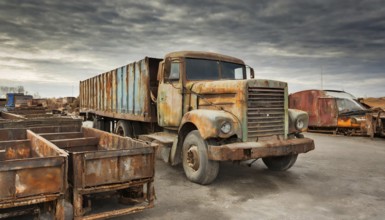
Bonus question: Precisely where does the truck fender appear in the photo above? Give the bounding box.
[169,109,241,165]
[180,109,241,139]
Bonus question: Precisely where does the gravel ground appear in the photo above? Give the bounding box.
[113,132,385,220]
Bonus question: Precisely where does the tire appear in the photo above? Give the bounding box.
[262,154,298,171]
[92,117,104,130]
[182,130,219,185]
[115,120,133,137]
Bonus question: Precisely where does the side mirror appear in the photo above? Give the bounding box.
[157,62,165,81]
[250,68,255,79]
[246,66,255,79]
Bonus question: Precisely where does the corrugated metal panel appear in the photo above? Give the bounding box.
[112,70,117,112]
[128,63,135,114]
[80,57,162,122]
[122,66,128,113]
[134,61,141,115]
[117,67,123,113]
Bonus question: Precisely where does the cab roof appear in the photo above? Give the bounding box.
[165,51,245,65]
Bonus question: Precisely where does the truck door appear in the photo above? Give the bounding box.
[317,98,338,127]
[158,61,183,128]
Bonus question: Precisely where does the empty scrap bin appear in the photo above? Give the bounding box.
[37,127,155,220]
[0,128,68,219]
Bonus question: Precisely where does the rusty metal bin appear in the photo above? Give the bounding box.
[0,128,68,219]
[0,111,82,130]
[37,127,155,220]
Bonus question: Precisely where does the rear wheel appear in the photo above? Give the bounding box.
[262,154,298,171]
[182,130,219,185]
[115,120,133,137]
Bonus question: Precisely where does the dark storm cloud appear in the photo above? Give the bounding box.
[0,0,384,97]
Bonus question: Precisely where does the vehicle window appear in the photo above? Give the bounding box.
[185,58,245,80]
[169,62,180,80]
[221,62,245,79]
[186,58,219,80]
[336,98,365,113]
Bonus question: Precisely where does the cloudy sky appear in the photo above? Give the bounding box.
[0,0,384,98]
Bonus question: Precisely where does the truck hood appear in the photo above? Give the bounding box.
[185,79,288,140]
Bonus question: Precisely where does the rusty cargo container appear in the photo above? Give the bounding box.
[289,89,385,136]
[80,57,162,123]
[35,126,155,220]
[0,128,68,219]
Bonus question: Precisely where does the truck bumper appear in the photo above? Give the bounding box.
[208,137,315,161]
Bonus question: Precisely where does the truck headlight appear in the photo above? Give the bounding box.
[288,109,309,133]
[220,122,232,134]
[295,118,305,130]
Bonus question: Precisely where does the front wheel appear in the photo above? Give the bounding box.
[262,154,298,171]
[182,130,219,185]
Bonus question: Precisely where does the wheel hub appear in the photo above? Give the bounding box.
[187,145,200,171]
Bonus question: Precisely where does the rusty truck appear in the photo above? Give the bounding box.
[80,51,315,185]
[289,89,385,137]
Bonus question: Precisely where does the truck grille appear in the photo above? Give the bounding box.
[247,87,285,140]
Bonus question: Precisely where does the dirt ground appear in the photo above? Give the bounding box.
[111,132,385,220]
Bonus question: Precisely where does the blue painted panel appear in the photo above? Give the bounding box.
[128,64,135,114]
[139,61,146,114]
[117,67,123,113]
[134,62,141,115]
[122,66,128,113]
[6,93,15,107]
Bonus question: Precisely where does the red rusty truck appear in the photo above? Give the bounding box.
[289,89,385,137]
[80,51,315,185]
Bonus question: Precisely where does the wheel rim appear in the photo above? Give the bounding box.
[186,145,200,171]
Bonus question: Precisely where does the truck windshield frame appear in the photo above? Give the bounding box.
[336,98,365,113]
[185,58,246,81]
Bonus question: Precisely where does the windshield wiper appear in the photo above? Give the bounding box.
[339,109,370,116]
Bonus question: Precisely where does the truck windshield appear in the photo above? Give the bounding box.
[336,98,365,113]
[185,58,246,80]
